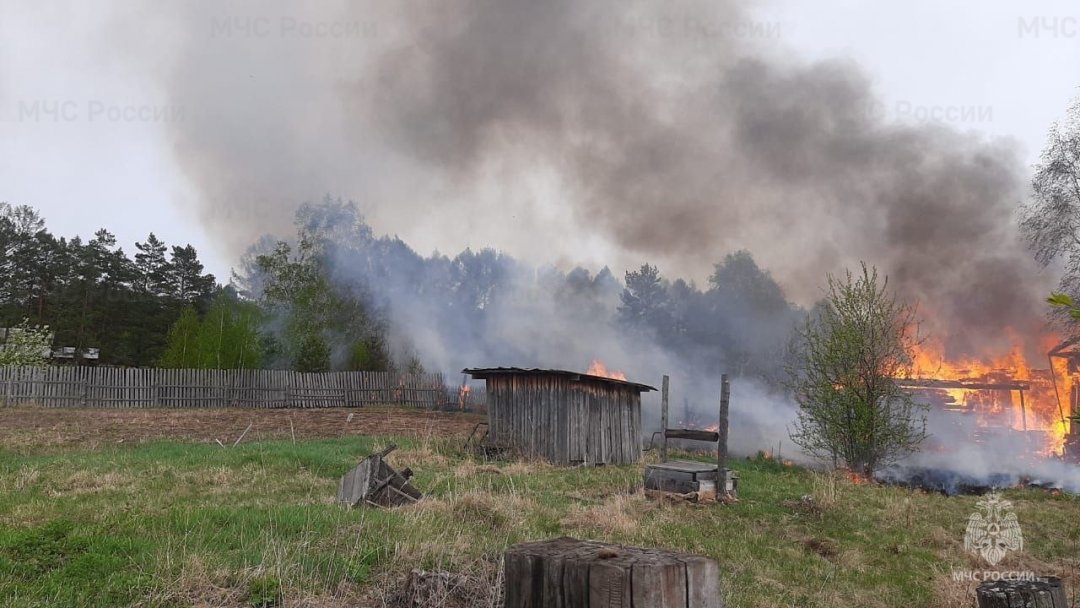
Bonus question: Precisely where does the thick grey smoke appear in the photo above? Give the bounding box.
[99,0,1076,482]
[139,0,1050,359]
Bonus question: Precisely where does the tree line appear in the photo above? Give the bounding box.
[0,203,216,367]
[0,197,809,378]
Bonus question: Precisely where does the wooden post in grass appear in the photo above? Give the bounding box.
[660,375,670,462]
[504,537,723,608]
[976,576,1067,607]
[717,374,730,477]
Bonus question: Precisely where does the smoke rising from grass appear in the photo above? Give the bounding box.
[86,0,1076,480]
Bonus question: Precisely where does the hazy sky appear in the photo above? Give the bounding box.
[1,0,1078,283]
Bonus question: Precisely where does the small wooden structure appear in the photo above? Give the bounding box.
[504,537,723,608]
[976,576,1067,607]
[644,374,737,498]
[462,367,656,465]
[337,444,422,508]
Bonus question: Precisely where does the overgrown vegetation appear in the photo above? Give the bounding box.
[0,423,1076,608]
[787,263,927,476]
[0,320,52,366]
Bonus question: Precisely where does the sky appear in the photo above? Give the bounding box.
[1,0,1078,285]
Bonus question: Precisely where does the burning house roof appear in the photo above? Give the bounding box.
[462,367,657,392]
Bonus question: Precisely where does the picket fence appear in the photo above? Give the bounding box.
[0,366,454,409]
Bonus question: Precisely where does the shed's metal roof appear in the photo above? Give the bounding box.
[462,367,657,392]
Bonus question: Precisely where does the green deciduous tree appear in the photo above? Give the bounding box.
[295,333,330,372]
[1021,98,1080,323]
[159,292,263,369]
[0,319,52,366]
[787,263,926,476]
[159,306,201,368]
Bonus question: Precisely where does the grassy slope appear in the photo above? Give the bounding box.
[0,435,1077,608]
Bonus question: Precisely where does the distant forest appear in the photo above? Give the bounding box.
[0,199,803,384]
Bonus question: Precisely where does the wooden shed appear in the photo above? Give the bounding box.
[463,367,656,465]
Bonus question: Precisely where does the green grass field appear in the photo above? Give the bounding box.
[1,420,1077,607]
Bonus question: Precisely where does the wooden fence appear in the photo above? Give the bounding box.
[0,367,455,409]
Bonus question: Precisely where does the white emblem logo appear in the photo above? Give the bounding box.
[964,493,1023,566]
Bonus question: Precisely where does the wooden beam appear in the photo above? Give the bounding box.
[896,379,1030,391]
[664,429,720,442]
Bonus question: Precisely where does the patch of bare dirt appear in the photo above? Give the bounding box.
[0,406,484,452]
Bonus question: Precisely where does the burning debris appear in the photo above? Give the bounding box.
[897,339,1075,462]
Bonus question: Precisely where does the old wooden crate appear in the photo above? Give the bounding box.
[337,445,422,508]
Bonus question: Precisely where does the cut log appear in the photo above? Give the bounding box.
[504,537,723,608]
[337,445,422,508]
[976,576,1067,608]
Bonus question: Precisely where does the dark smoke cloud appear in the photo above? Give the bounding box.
[132,0,1050,358]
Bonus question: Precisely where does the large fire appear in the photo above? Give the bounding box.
[586,359,628,381]
[904,336,1072,458]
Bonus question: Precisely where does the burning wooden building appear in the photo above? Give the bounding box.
[462,367,656,465]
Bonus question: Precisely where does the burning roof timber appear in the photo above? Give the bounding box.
[896,379,1030,391]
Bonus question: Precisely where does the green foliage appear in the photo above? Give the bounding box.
[787,263,927,476]
[347,336,392,372]
[159,307,201,368]
[404,355,425,375]
[295,333,330,372]
[252,219,389,371]
[194,292,264,369]
[1047,292,1080,321]
[0,320,52,366]
[0,204,218,366]
[248,575,282,607]
[617,263,672,335]
[160,293,263,369]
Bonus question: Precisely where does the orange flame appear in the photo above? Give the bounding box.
[905,335,1071,457]
[586,359,628,381]
[847,471,869,485]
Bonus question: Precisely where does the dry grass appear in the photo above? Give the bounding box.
[1,432,1078,607]
[561,490,657,535]
[0,405,483,454]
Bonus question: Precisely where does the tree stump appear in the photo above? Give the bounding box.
[504,537,722,608]
[976,576,1068,607]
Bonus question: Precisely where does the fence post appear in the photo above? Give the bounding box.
[81,380,89,408]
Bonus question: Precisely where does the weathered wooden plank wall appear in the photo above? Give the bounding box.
[0,367,457,409]
[486,374,643,465]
